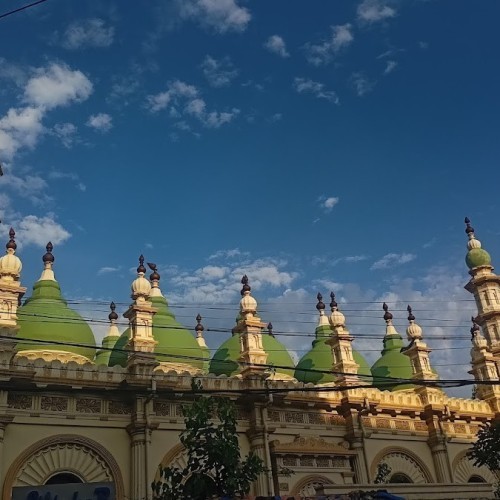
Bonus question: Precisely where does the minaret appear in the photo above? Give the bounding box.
[96,302,121,366]
[402,305,437,381]
[469,317,500,412]
[325,292,359,386]
[234,275,268,378]
[195,314,210,372]
[0,228,26,363]
[463,218,500,350]
[123,255,158,375]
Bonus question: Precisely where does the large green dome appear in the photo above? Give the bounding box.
[209,332,295,378]
[466,248,492,269]
[295,325,372,384]
[371,333,414,391]
[108,295,204,371]
[18,279,96,361]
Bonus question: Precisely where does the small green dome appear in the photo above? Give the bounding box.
[209,333,295,378]
[295,325,372,384]
[466,248,492,269]
[95,334,120,366]
[371,334,414,391]
[18,280,96,361]
[108,295,204,371]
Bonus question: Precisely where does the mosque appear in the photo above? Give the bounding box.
[0,218,499,499]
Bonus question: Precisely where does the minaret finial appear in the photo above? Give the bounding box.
[109,301,118,322]
[138,254,146,274]
[39,241,56,281]
[406,304,422,340]
[6,228,16,251]
[383,302,393,322]
[241,274,251,295]
[147,262,162,297]
[131,254,151,302]
[330,291,337,310]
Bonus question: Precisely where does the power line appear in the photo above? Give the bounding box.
[0,0,48,20]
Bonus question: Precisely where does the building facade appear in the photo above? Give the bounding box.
[0,219,498,500]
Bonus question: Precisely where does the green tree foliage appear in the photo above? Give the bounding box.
[152,382,266,500]
[468,420,500,472]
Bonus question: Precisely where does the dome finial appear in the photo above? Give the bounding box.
[109,301,118,322]
[464,217,492,269]
[137,254,146,274]
[465,216,482,249]
[383,302,393,322]
[316,293,325,315]
[147,262,162,297]
[330,291,337,310]
[406,304,422,340]
[0,227,22,281]
[39,241,56,281]
[195,313,204,337]
[239,275,257,318]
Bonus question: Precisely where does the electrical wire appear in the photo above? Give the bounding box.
[0,0,48,20]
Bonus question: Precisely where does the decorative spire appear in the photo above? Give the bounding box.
[131,254,151,302]
[6,228,16,250]
[147,262,162,297]
[267,322,274,337]
[39,241,56,281]
[406,304,422,340]
[383,302,393,322]
[329,291,346,328]
[316,292,329,327]
[239,274,257,318]
[465,217,482,250]
[0,227,22,281]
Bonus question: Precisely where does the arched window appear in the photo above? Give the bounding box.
[183,473,217,500]
[389,473,413,484]
[45,473,83,485]
[468,475,486,483]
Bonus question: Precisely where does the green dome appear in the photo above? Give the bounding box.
[466,248,492,269]
[371,334,414,391]
[209,333,295,378]
[295,325,372,384]
[108,295,204,371]
[95,334,120,366]
[18,280,96,361]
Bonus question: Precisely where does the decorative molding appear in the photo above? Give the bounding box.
[7,393,32,410]
[76,398,101,414]
[453,451,497,484]
[271,435,353,455]
[370,447,433,483]
[108,400,131,415]
[40,396,67,412]
[3,434,125,499]
[14,350,90,365]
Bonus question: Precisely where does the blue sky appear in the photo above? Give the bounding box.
[1,0,500,393]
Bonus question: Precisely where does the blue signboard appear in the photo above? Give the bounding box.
[12,482,115,500]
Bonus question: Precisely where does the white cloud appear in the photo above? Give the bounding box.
[351,72,376,96]
[0,106,44,159]
[201,55,238,87]
[1,170,49,205]
[52,122,78,148]
[97,266,121,275]
[208,248,246,260]
[264,35,290,58]
[199,265,228,280]
[371,253,416,270]
[293,78,339,104]
[178,0,251,33]
[147,80,239,129]
[333,255,369,266]
[14,215,71,247]
[384,60,398,75]
[24,63,93,110]
[48,170,86,192]
[60,18,115,50]
[304,24,353,66]
[86,113,113,133]
[357,0,397,24]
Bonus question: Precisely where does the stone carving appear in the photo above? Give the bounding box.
[108,400,131,414]
[41,397,67,412]
[154,401,171,416]
[76,398,101,414]
[7,394,32,410]
[273,435,353,455]
[374,452,428,483]
[454,454,497,484]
